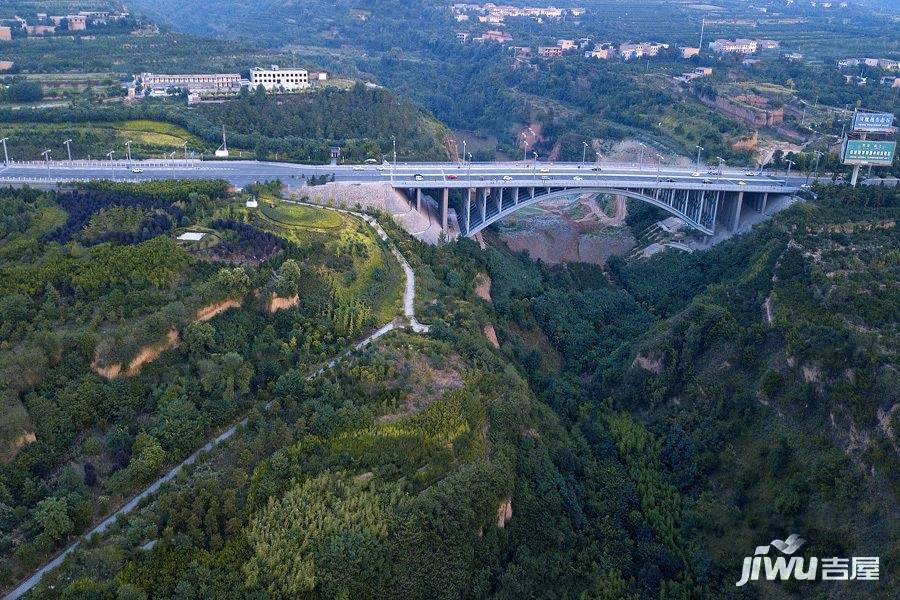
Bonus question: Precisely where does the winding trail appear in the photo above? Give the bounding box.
[3,201,427,600]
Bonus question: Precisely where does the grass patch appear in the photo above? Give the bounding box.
[259,201,345,230]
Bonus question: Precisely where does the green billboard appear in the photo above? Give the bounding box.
[842,140,896,166]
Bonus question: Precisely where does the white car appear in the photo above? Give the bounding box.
[540,175,551,181]
[351,166,364,171]
[502,175,513,181]
[573,176,584,181]
[691,171,701,177]
[414,174,425,181]
[738,180,747,186]
[539,167,550,173]
[131,168,144,174]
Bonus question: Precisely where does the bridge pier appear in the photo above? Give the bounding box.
[441,188,449,234]
[760,192,768,213]
[416,188,422,212]
[481,188,487,222]
[466,188,476,234]
[731,191,744,232]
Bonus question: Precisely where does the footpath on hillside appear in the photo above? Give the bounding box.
[3,201,428,600]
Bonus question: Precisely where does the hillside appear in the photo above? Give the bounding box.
[0,84,450,162]
[5,184,895,598]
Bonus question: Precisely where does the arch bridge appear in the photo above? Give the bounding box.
[396,173,798,238]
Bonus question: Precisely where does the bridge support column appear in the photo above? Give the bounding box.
[731,191,744,232]
[441,188,449,234]
[496,188,503,213]
[530,187,535,200]
[760,192,768,213]
[698,190,706,226]
[480,189,487,221]
[416,188,422,212]
[467,188,476,234]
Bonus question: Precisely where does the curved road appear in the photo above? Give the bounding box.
[3,202,426,600]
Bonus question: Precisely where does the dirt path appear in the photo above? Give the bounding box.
[3,201,428,600]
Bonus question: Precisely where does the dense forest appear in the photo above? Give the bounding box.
[2,182,895,598]
[0,180,404,591]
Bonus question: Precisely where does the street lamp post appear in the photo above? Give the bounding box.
[532,152,538,180]
[715,156,725,177]
[695,145,704,171]
[170,151,177,179]
[582,141,589,165]
[391,135,397,164]
[41,149,51,177]
[0,137,9,165]
[785,159,795,177]
[183,141,189,160]
[811,151,823,183]
[63,139,73,162]
[656,153,663,183]
[107,151,115,179]
[638,142,645,168]
[462,139,467,164]
[125,140,133,170]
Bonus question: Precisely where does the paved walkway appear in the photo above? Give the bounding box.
[3,202,427,600]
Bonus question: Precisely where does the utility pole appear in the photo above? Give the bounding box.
[0,137,8,165]
[698,17,705,54]
[63,139,73,162]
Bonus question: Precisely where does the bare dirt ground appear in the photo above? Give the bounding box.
[295,182,452,245]
[498,193,635,265]
[474,272,492,301]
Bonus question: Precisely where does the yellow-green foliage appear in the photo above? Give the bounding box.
[71,236,192,293]
[0,198,66,262]
[244,471,404,599]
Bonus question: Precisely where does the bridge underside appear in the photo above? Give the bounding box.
[405,185,777,238]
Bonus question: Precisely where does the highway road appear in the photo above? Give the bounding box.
[0,158,812,190]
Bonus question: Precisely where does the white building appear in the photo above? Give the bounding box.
[709,38,758,54]
[250,66,310,91]
[139,72,242,94]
